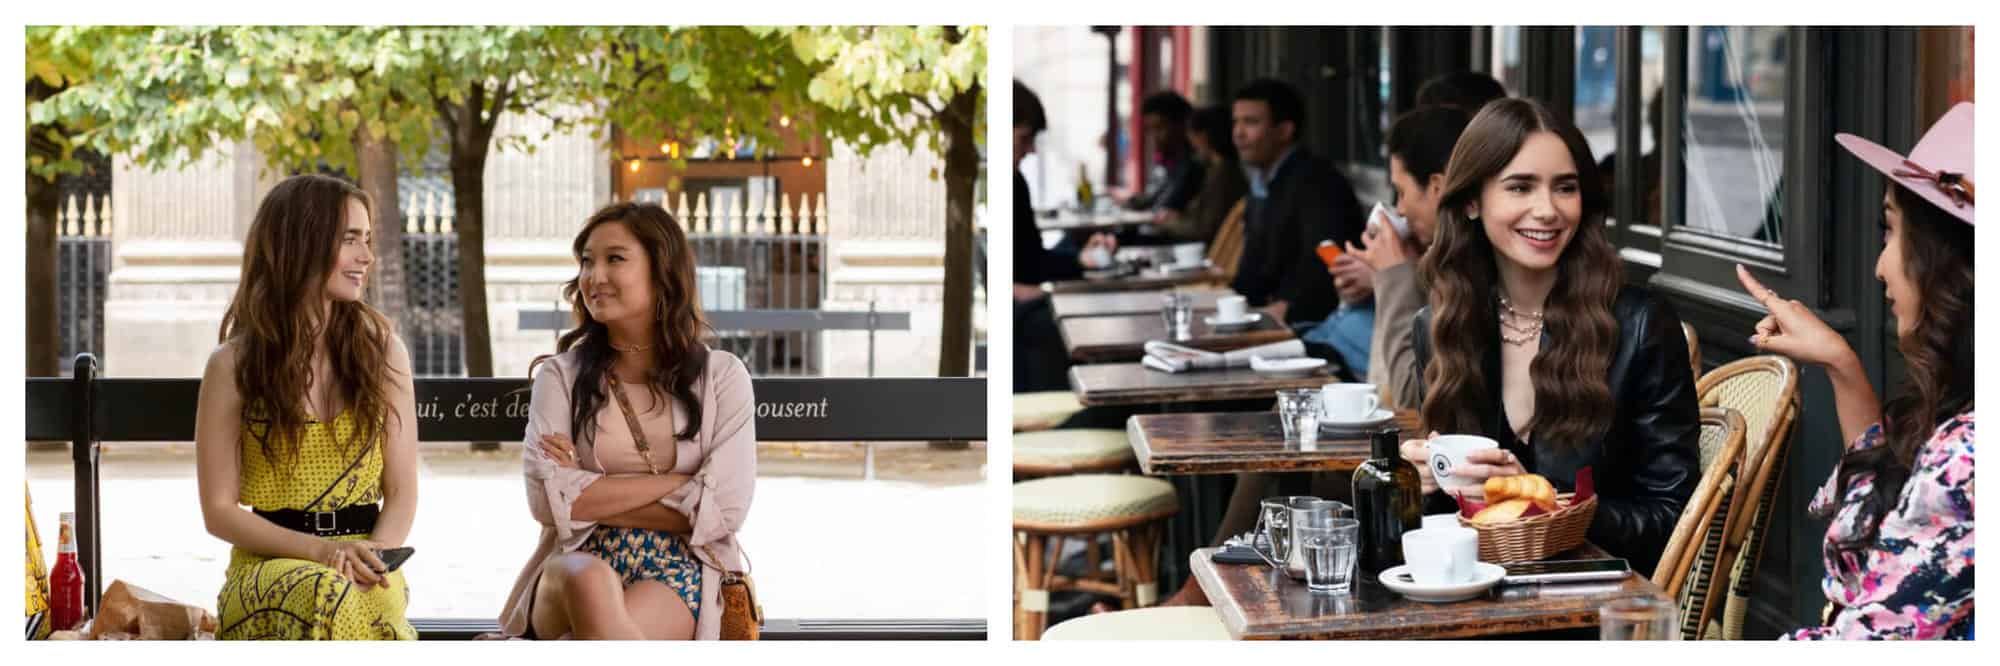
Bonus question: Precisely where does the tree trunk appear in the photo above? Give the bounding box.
[448,119,495,382]
[447,103,498,450]
[354,126,408,342]
[935,84,982,380]
[27,83,61,378]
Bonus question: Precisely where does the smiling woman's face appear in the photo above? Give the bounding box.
[321,197,374,303]
[1468,131,1583,276]
[578,221,656,327]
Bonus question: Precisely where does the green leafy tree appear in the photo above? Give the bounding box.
[27,26,442,362]
[776,26,986,378]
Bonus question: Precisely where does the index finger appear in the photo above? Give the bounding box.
[1735,264,1783,310]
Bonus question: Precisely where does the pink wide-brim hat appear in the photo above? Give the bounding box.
[1835,101,1974,225]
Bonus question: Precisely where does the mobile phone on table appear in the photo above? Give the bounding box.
[1499,557,1631,585]
[376,547,416,573]
[1212,544,1269,566]
[1315,240,1343,267]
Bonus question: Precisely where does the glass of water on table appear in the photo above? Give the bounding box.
[1160,292,1194,340]
[1276,388,1321,445]
[1299,515,1360,593]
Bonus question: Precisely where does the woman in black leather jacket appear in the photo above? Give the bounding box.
[1404,98,1698,575]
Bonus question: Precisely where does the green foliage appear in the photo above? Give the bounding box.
[780,26,987,158]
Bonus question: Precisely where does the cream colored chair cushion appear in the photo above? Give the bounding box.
[1013,475,1179,527]
[1014,391,1084,432]
[1041,606,1230,640]
[1015,429,1134,469]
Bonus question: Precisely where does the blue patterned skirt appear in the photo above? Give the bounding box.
[579,526,703,615]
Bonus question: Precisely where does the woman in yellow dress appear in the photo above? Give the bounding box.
[193,174,419,640]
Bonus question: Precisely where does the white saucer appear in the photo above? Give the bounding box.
[1156,259,1212,275]
[1249,356,1325,378]
[1318,408,1396,429]
[1377,562,1507,603]
[1204,312,1264,329]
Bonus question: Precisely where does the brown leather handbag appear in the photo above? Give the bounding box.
[703,545,762,640]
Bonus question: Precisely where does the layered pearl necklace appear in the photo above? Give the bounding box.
[1497,295,1545,346]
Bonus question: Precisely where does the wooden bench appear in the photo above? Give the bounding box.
[26,354,987,640]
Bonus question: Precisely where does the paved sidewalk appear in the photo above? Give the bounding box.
[27,443,987,620]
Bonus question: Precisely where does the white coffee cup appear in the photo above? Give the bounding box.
[1427,434,1500,494]
[1083,246,1114,269]
[1402,525,1480,585]
[1215,295,1249,322]
[1319,383,1379,421]
[1421,512,1464,531]
[1171,243,1205,267]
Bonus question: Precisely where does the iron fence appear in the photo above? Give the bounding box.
[56,194,110,375]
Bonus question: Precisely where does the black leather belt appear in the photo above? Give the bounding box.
[255,504,379,537]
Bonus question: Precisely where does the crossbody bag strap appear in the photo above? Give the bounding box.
[606,373,667,475]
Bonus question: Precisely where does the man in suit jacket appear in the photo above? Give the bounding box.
[1228,78,1365,326]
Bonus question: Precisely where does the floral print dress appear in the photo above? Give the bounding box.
[1784,411,1973,640]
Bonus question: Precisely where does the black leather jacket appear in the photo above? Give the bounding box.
[1412,286,1700,574]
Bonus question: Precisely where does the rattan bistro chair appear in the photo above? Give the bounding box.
[1014,391,1085,433]
[1652,407,1747,639]
[1683,322,1702,378]
[1012,475,1179,640]
[1041,606,1230,640]
[1694,355,1801,639]
[1013,429,1136,479]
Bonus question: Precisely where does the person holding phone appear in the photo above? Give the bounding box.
[1763,104,1973,640]
[496,202,756,641]
[1403,98,1699,576]
[195,174,419,640]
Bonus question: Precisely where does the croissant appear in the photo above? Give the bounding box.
[1483,473,1558,512]
[1471,498,1534,525]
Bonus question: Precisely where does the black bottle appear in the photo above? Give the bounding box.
[1350,426,1423,578]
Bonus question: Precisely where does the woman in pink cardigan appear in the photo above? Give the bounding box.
[496,201,756,640]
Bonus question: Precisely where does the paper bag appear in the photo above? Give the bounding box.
[88,580,219,640]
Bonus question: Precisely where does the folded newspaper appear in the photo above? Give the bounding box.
[1141,338,1307,373]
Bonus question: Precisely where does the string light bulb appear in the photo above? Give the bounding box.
[779,115,792,128]
[627,160,641,173]
[801,155,814,168]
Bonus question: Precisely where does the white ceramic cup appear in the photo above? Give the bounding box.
[1402,525,1480,585]
[1319,383,1379,421]
[1427,434,1500,495]
[1083,246,1113,269]
[1172,243,1206,267]
[1215,295,1249,322]
[1421,513,1464,531]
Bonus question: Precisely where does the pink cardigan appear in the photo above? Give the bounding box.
[497,347,756,640]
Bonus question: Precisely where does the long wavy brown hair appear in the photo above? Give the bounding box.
[219,174,397,471]
[1829,182,1975,549]
[1419,98,1622,448]
[533,202,710,448]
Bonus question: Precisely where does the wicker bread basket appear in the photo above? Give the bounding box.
[1457,492,1597,563]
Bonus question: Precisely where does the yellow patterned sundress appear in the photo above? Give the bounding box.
[216,409,414,640]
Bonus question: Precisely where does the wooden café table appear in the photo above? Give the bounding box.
[1058,312,1293,364]
[1049,288,1231,319]
[1045,265,1228,294]
[1126,410,1423,476]
[1067,362,1333,408]
[1036,208,1155,233]
[1190,543,1671,640]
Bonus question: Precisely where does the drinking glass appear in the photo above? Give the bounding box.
[1160,293,1194,340]
[1276,389,1321,445]
[1285,499,1348,578]
[1599,597,1677,640]
[1257,495,1315,567]
[1301,517,1361,592]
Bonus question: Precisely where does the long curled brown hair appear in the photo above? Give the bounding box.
[534,202,710,448]
[1829,182,1975,549]
[219,174,398,470]
[1419,98,1623,448]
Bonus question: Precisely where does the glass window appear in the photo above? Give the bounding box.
[1681,26,1788,245]
[1574,26,1619,163]
[1490,26,1525,97]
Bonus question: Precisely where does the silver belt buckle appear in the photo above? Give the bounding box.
[313,511,338,533]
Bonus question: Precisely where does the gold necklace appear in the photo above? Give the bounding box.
[1498,295,1544,346]
[610,340,653,352]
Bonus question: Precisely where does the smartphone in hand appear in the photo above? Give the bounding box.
[1316,240,1343,268]
[376,547,415,573]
